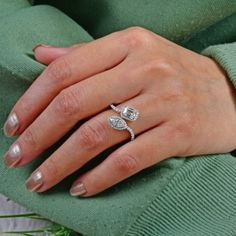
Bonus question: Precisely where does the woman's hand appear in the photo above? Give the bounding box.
[3,27,236,197]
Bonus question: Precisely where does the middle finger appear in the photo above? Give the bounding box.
[3,61,143,168]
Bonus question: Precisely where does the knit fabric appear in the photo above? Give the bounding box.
[0,1,236,235]
[202,42,236,89]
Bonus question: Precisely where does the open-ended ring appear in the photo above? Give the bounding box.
[108,104,139,141]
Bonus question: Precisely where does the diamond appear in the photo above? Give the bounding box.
[108,116,127,130]
[120,106,139,121]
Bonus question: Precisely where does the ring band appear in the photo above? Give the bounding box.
[108,104,139,141]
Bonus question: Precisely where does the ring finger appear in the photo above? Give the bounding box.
[24,94,170,192]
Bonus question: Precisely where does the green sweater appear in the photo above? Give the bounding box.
[1,1,236,235]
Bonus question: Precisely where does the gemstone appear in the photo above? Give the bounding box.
[120,106,139,121]
[108,116,127,130]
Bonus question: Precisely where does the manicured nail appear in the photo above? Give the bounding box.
[32,43,53,52]
[3,112,19,137]
[70,182,87,197]
[3,144,21,168]
[25,170,44,192]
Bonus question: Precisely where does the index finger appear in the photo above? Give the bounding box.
[4,30,129,137]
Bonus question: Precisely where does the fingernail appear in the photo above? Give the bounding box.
[3,143,21,168]
[70,182,87,197]
[3,112,19,137]
[25,170,44,192]
[32,43,54,52]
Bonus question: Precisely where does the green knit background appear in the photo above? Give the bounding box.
[0,1,236,235]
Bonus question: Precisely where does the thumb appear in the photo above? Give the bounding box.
[33,43,86,65]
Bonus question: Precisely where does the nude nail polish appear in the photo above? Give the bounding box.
[32,43,53,52]
[70,182,87,197]
[3,112,19,137]
[25,170,44,192]
[3,144,21,168]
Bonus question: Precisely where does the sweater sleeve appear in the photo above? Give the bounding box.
[201,42,236,89]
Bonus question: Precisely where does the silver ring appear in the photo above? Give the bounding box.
[108,104,139,141]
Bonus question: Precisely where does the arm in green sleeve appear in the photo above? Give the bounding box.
[201,42,236,89]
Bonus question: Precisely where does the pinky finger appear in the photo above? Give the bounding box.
[70,124,180,197]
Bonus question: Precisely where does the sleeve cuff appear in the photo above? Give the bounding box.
[201,42,236,89]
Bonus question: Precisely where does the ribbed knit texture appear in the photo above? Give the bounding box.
[125,155,236,236]
[202,42,236,89]
[0,1,236,235]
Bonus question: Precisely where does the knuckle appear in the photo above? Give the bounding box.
[113,153,139,174]
[22,128,38,150]
[143,58,175,77]
[123,26,153,49]
[43,157,61,178]
[79,120,107,151]
[126,26,147,34]
[16,99,31,115]
[53,87,82,117]
[45,57,72,84]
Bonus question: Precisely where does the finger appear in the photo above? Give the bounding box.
[70,124,179,197]
[33,43,86,65]
[4,30,129,136]
[23,94,171,192]
[5,60,143,167]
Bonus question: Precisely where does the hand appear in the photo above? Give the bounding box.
[3,27,236,197]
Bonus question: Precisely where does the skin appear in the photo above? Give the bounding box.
[3,26,236,197]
